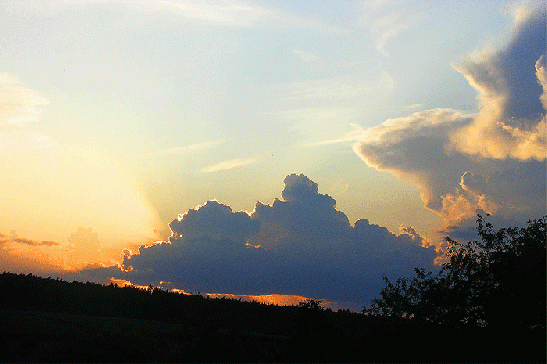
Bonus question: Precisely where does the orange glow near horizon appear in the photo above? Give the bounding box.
[103,280,333,308]
[0,145,163,272]
[206,292,330,307]
[111,281,321,308]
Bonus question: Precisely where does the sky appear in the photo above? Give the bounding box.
[0,0,545,309]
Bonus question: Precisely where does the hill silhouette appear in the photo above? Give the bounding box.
[0,269,544,362]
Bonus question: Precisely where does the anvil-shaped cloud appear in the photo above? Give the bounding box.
[354,5,546,239]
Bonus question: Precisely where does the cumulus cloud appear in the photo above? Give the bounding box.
[451,8,546,160]
[354,108,488,221]
[61,227,109,267]
[354,5,546,235]
[96,174,437,310]
[68,227,100,249]
[169,200,260,244]
[536,54,547,108]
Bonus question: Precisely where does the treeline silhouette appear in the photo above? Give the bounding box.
[0,272,381,362]
[1,216,545,362]
[366,216,546,330]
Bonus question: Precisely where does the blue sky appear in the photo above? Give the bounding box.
[0,0,544,308]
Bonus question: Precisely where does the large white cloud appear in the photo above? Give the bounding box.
[105,174,437,309]
[354,5,546,236]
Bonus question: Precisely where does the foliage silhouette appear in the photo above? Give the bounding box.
[298,298,324,311]
[364,215,546,332]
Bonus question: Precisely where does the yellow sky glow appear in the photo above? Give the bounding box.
[0,145,162,271]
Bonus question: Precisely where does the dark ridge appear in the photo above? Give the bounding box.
[1,270,544,362]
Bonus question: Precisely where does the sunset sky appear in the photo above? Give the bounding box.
[1,0,545,309]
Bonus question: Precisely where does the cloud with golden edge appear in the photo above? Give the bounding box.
[89,174,437,312]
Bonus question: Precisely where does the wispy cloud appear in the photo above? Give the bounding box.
[0,72,49,125]
[152,0,280,27]
[300,123,365,147]
[404,103,424,110]
[262,71,393,146]
[294,49,319,63]
[265,72,394,102]
[149,0,337,30]
[201,156,261,173]
[15,0,335,30]
[356,0,424,56]
[0,232,59,246]
[268,107,358,143]
[0,71,55,151]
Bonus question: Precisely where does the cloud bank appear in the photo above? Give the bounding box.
[354,5,546,238]
[92,174,437,309]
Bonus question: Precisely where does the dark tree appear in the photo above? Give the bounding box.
[364,215,546,330]
[298,299,324,311]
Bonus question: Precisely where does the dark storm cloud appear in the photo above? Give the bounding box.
[113,174,437,307]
